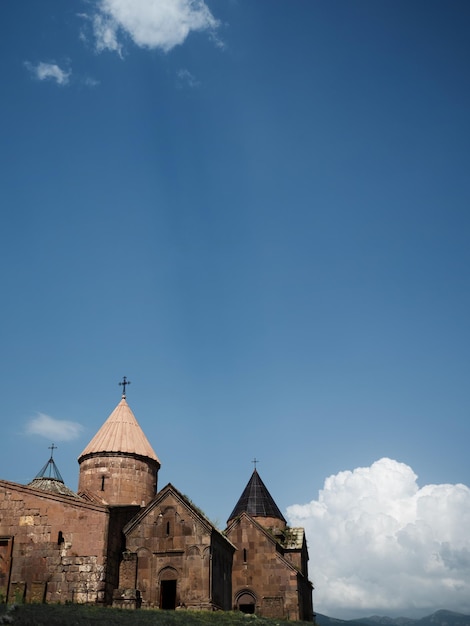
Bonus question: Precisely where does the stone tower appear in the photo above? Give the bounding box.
[78,391,160,507]
[225,469,314,620]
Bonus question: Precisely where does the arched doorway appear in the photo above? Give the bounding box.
[236,591,256,614]
[159,567,178,610]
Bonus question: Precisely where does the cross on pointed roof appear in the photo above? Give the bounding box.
[227,468,286,524]
[119,376,131,398]
[34,445,64,482]
[29,445,79,498]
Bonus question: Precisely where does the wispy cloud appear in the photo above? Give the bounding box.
[287,458,470,618]
[176,69,200,89]
[25,413,83,441]
[24,61,71,85]
[82,75,100,88]
[88,0,220,55]
[92,12,123,56]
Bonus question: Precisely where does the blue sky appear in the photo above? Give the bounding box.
[1,0,470,618]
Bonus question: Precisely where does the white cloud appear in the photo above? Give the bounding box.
[91,0,219,54]
[286,458,470,618]
[25,61,70,85]
[26,413,83,441]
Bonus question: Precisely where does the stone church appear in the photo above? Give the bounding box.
[0,388,314,620]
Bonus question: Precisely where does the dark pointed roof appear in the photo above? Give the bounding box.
[228,469,286,523]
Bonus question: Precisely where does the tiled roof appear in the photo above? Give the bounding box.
[28,453,80,498]
[227,469,286,523]
[78,397,160,463]
[28,477,81,499]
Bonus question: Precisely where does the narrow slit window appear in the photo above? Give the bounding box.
[101,476,105,491]
[243,548,247,562]
[58,531,64,545]
[166,521,170,536]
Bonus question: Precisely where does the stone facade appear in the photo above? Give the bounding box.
[0,479,110,604]
[116,484,234,611]
[226,513,313,621]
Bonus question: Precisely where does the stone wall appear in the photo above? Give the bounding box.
[78,453,159,507]
[104,505,141,604]
[0,480,110,604]
[226,514,303,620]
[211,530,233,610]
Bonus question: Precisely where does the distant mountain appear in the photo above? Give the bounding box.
[351,615,419,626]
[360,617,415,626]
[315,613,370,626]
[416,610,470,626]
[316,610,470,626]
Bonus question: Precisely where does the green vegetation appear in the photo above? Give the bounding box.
[0,604,313,626]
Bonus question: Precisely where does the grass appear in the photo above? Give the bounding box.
[0,604,314,626]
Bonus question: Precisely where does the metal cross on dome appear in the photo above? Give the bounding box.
[119,376,131,398]
[252,458,259,470]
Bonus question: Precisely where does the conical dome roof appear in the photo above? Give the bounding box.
[28,451,80,498]
[228,469,286,523]
[78,397,159,463]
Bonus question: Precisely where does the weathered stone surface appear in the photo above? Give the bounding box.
[226,512,313,621]
[26,582,47,603]
[8,581,26,603]
[0,479,109,604]
[112,588,141,609]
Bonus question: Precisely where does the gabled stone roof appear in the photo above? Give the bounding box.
[225,511,304,575]
[78,397,160,463]
[123,483,236,550]
[227,469,286,524]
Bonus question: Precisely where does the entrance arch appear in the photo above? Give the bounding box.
[236,590,257,614]
[158,567,178,610]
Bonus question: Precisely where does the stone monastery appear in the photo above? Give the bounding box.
[0,386,314,620]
